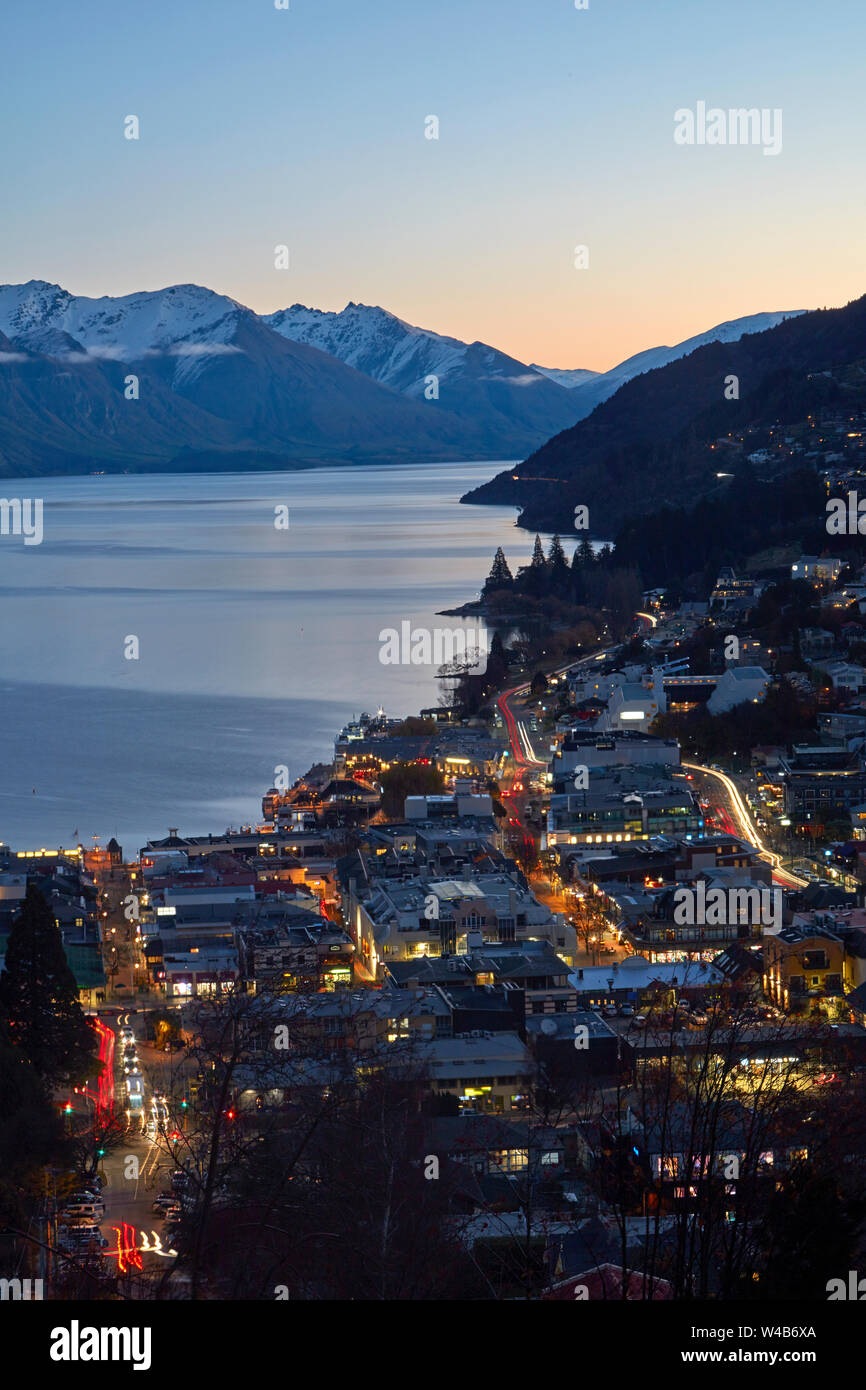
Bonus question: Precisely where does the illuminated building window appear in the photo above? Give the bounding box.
[491,1149,528,1172]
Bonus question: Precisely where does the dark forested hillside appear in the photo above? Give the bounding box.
[462,294,866,535]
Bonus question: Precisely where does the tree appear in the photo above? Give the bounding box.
[138,989,485,1301]
[0,884,98,1087]
[484,630,509,687]
[521,535,549,599]
[482,547,514,595]
[0,1039,69,1228]
[547,535,569,594]
[148,1008,184,1049]
[530,535,547,570]
[378,763,445,818]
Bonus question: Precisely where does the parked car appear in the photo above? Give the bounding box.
[602,1005,618,1018]
[65,1191,105,1213]
[59,1222,107,1246]
[618,1004,634,1017]
[630,1014,648,1028]
[59,1200,104,1224]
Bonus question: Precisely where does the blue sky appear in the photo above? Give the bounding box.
[2,0,864,368]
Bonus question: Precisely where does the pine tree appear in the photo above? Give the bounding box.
[547,534,569,594]
[0,884,98,1087]
[578,537,596,568]
[520,534,550,598]
[485,630,509,685]
[570,545,586,605]
[483,546,514,595]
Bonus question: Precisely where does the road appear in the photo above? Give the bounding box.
[92,1009,186,1280]
[683,761,808,889]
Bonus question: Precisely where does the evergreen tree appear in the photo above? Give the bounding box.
[0,1039,68,1226]
[522,534,549,598]
[0,884,98,1087]
[577,536,596,568]
[485,630,509,686]
[482,546,514,595]
[547,534,569,594]
[570,546,586,605]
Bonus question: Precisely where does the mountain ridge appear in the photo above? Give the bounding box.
[462,294,866,534]
[0,279,806,479]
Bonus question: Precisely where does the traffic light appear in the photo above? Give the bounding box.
[97,1147,105,1157]
[180,1098,188,1109]
[170,1131,181,1143]
[63,1102,73,1114]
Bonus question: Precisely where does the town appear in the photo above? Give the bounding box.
[7,539,866,1303]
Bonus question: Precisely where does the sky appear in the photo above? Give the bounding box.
[2,0,864,371]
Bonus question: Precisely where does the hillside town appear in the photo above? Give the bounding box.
[8,546,866,1304]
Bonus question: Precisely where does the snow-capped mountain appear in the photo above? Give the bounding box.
[532,311,805,422]
[0,280,808,480]
[0,280,515,475]
[529,364,599,389]
[264,301,581,446]
[0,280,252,387]
[264,302,468,394]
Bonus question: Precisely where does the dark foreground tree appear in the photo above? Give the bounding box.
[0,884,98,1087]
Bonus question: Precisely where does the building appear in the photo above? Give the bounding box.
[763,925,845,1014]
[385,941,576,1018]
[791,556,844,586]
[238,919,355,993]
[614,875,777,962]
[425,1032,535,1114]
[341,846,574,972]
[778,744,866,831]
[551,731,680,785]
[547,779,703,850]
[567,955,725,1010]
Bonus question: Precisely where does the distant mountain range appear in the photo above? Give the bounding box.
[0,279,801,478]
[529,311,802,416]
[463,294,866,535]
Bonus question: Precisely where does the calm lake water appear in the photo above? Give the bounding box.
[0,461,569,853]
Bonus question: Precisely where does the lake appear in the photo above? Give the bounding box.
[0,461,569,852]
